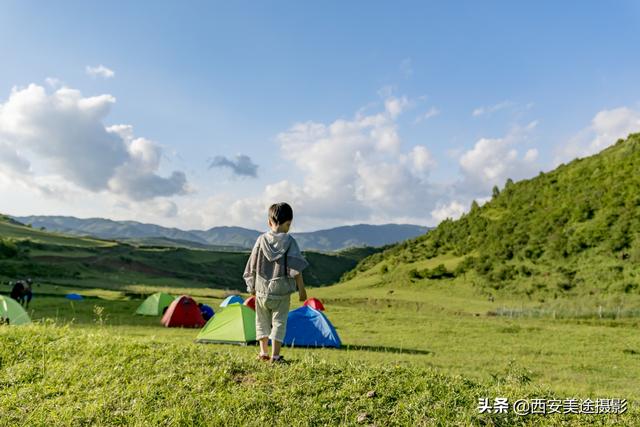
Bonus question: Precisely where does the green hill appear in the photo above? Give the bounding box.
[0,216,382,292]
[12,215,211,244]
[344,133,640,302]
[0,216,116,248]
[119,236,246,251]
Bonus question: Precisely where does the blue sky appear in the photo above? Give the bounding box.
[1,1,639,231]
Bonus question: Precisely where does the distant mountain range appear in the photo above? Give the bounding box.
[12,216,430,252]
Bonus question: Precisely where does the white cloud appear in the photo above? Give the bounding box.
[0,80,569,231]
[384,95,410,119]
[458,122,539,195]
[472,100,514,117]
[0,141,30,173]
[184,95,439,230]
[414,107,440,123]
[0,141,57,196]
[45,77,63,88]
[86,65,115,79]
[524,148,539,162]
[148,199,179,218]
[181,96,548,230]
[430,200,466,223]
[403,145,435,176]
[0,83,188,200]
[556,107,640,164]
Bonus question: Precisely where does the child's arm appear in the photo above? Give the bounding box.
[243,238,260,295]
[295,273,307,302]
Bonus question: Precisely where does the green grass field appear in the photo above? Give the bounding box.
[2,258,639,426]
[0,323,565,427]
[2,217,640,425]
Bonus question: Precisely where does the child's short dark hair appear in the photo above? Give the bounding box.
[269,202,293,225]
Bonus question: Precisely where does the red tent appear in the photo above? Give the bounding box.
[161,295,206,328]
[243,295,256,311]
[303,297,325,311]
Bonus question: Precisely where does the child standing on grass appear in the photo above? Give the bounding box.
[243,202,309,363]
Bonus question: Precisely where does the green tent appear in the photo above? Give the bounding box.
[195,304,256,345]
[135,292,175,316]
[0,295,31,325]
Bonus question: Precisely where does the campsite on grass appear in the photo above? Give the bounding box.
[2,2,640,425]
[3,132,640,423]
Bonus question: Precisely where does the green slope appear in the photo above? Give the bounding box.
[344,133,640,301]
[0,216,116,248]
[0,215,380,292]
[119,236,246,251]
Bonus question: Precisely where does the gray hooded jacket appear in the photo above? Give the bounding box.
[243,231,309,298]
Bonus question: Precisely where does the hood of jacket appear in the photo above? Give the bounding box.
[259,231,292,262]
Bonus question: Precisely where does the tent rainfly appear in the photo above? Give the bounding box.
[220,295,244,308]
[302,297,325,311]
[135,292,175,316]
[283,306,341,348]
[161,295,206,328]
[195,303,256,345]
[199,303,215,321]
[243,295,256,311]
[0,295,31,325]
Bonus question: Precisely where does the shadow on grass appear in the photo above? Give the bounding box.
[193,341,432,355]
[341,344,432,355]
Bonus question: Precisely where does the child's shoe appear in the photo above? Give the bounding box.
[256,353,270,361]
[270,355,288,364]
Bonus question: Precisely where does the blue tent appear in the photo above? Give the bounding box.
[283,306,341,348]
[199,303,215,321]
[65,293,84,300]
[220,295,244,307]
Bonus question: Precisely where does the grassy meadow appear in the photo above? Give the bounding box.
[2,251,639,426]
[3,131,640,427]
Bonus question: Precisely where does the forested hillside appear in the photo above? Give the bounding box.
[345,133,640,298]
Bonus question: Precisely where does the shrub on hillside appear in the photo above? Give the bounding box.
[425,264,455,279]
[0,238,18,259]
[488,265,517,282]
[408,264,455,280]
